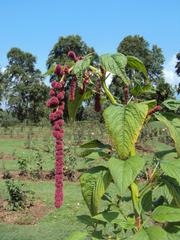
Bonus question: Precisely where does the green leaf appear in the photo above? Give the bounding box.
[77,215,100,226]
[129,226,168,240]
[161,159,180,185]
[44,63,56,76]
[80,166,112,216]
[162,99,180,111]
[131,84,152,96]
[127,55,148,79]
[68,88,92,122]
[109,156,145,196]
[92,211,120,223]
[80,139,111,149]
[140,190,152,212]
[65,231,88,240]
[73,55,92,82]
[100,53,130,85]
[152,206,180,223]
[103,103,148,159]
[155,113,180,157]
[79,149,110,160]
[162,176,180,207]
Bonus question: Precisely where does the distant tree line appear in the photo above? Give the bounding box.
[0,34,179,125]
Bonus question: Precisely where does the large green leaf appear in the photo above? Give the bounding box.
[92,211,120,223]
[160,159,180,185]
[103,103,148,159]
[129,226,168,240]
[65,231,88,240]
[109,156,145,196]
[155,113,180,157]
[72,55,92,82]
[127,55,148,79]
[68,88,92,122]
[162,176,180,207]
[80,166,111,216]
[152,206,180,223]
[162,99,180,111]
[99,53,130,85]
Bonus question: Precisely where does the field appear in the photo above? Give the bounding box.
[0,121,175,240]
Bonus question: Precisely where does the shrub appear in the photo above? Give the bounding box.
[5,179,34,210]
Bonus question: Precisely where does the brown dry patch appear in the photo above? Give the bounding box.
[0,153,16,161]
[0,170,81,182]
[136,143,154,153]
[0,199,51,225]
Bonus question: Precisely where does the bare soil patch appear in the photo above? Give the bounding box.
[0,199,51,225]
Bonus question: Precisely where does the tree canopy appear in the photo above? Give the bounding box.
[2,48,49,122]
[47,35,95,69]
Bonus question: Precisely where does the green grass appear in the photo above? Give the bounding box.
[0,180,87,240]
[0,121,176,240]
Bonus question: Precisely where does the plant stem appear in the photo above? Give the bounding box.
[101,78,117,105]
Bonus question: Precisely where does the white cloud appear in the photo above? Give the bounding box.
[163,55,180,87]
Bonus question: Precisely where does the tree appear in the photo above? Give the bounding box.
[110,35,173,102]
[175,53,180,94]
[175,52,180,76]
[47,35,95,68]
[2,48,49,122]
[0,67,4,105]
[47,35,95,120]
[117,35,164,82]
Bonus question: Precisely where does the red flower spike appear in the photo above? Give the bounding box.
[148,105,162,115]
[54,64,62,76]
[69,77,77,101]
[46,97,59,108]
[63,66,69,74]
[68,51,77,61]
[49,89,56,97]
[47,66,66,208]
[95,93,101,112]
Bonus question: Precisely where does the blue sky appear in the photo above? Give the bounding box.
[1,0,180,86]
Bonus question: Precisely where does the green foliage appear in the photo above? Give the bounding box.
[130,226,168,240]
[175,52,180,77]
[72,54,93,81]
[100,53,130,85]
[30,152,43,179]
[2,48,49,122]
[68,88,92,121]
[127,55,148,79]
[64,231,88,240]
[103,103,148,159]
[152,206,180,223]
[6,179,34,210]
[160,159,180,185]
[162,99,180,111]
[109,156,145,196]
[47,35,95,68]
[52,49,180,239]
[117,35,164,82]
[17,153,28,176]
[80,166,111,216]
[155,113,180,157]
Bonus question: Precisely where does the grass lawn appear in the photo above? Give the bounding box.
[0,121,175,239]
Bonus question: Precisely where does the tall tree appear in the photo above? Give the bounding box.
[117,35,164,82]
[110,35,173,102]
[175,53,180,94]
[175,52,180,76]
[2,48,49,122]
[47,35,95,68]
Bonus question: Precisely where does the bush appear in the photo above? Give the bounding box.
[5,179,34,210]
